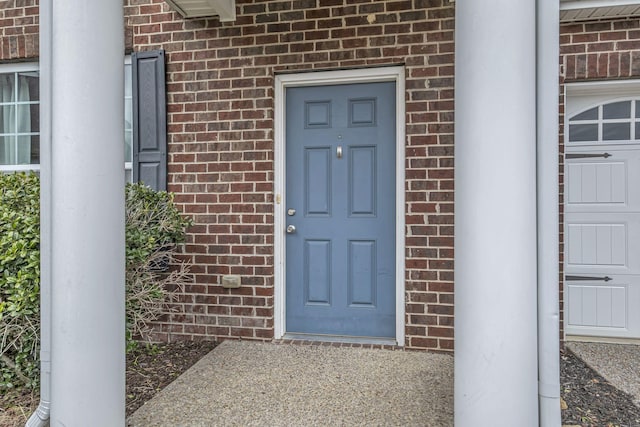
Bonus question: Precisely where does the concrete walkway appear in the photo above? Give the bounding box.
[127,340,454,427]
[567,341,640,407]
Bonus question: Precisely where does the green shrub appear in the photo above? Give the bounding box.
[0,176,192,390]
[0,172,40,390]
[125,182,192,346]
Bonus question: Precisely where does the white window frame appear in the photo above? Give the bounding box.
[0,59,134,178]
[0,62,40,173]
[124,55,133,182]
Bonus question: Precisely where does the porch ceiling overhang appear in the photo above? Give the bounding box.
[165,0,236,21]
[561,0,640,22]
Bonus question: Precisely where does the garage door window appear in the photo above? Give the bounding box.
[569,99,640,143]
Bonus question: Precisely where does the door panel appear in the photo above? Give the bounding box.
[305,148,332,215]
[565,147,640,338]
[348,240,376,306]
[566,219,628,269]
[349,146,377,216]
[566,279,640,338]
[305,240,331,305]
[568,283,626,328]
[285,82,396,338]
[566,148,640,212]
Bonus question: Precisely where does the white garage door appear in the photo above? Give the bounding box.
[565,88,640,340]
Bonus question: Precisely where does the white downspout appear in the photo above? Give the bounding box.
[25,0,52,424]
[537,0,562,425]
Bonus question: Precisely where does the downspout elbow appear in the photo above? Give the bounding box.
[25,356,50,427]
[25,400,50,427]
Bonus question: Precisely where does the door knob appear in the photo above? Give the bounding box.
[286,225,296,234]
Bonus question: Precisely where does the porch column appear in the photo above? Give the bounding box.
[49,2,125,426]
[454,1,539,425]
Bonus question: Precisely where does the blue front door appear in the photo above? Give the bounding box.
[285,82,396,338]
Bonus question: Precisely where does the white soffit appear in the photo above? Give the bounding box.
[165,0,236,21]
[561,0,640,22]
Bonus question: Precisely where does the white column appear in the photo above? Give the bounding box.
[454,1,539,425]
[50,2,125,426]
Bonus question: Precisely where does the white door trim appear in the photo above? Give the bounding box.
[273,67,406,345]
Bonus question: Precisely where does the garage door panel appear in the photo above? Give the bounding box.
[567,284,624,328]
[566,222,626,267]
[566,148,640,213]
[566,213,640,274]
[566,146,640,339]
[566,278,640,338]
[567,160,626,204]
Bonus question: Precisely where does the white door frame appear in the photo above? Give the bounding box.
[273,66,406,345]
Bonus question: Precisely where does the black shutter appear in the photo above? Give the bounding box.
[132,50,167,191]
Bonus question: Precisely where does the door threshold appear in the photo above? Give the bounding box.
[282,333,398,347]
[566,335,640,345]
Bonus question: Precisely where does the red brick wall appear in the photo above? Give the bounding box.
[8,1,640,352]
[559,17,640,340]
[0,0,455,351]
[561,19,640,81]
[124,0,456,350]
[0,0,39,61]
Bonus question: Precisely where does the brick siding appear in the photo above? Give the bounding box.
[561,19,640,81]
[0,0,455,351]
[12,2,637,351]
[124,0,456,350]
[0,0,39,61]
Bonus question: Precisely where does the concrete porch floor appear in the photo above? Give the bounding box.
[567,341,640,406]
[127,340,454,426]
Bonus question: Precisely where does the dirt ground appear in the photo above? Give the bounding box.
[0,341,217,427]
[1,342,639,427]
